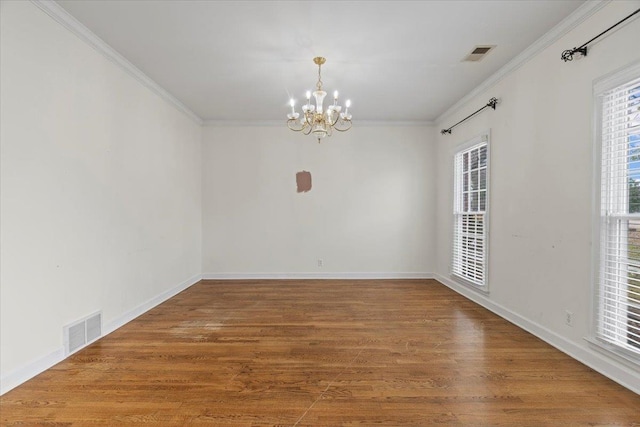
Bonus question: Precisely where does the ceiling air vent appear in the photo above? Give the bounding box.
[463,45,496,62]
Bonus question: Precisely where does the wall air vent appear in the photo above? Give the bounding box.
[463,45,496,62]
[64,311,102,355]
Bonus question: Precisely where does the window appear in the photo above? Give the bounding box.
[452,135,489,288]
[596,67,640,360]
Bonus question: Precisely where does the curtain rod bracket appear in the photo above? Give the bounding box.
[561,8,639,62]
[561,46,588,62]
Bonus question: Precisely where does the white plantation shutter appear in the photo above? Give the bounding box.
[452,137,489,287]
[597,73,640,359]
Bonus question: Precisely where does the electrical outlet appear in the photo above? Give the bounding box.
[317,259,323,268]
[565,310,573,327]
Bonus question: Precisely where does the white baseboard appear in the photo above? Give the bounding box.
[12,273,632,397]
[202,272,433,280]
[0,347,64,395]
[103,273,202,335]
[0,273,202,396]
[433,273,640,395]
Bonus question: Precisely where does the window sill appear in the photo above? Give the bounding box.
[584,336,640,371]
[450,273,490,295]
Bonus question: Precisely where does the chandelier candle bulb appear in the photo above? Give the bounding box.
[286,57,353,142]
[287,99,300,120]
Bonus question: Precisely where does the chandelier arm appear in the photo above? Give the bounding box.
[333,120,352,132]
[287,119,304,132]
[303,125,312,135]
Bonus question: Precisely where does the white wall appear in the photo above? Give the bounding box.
[3,0,639,397]
[0,1,202,391]
[202,125,434,277]
[434,1,640,392]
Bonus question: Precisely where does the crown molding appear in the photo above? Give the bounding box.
[30,0,204,126]
[356,120,435,127]
[30,0,608,129]
[203,120,283,127]
[435,0,610,124]
[203,119,434,127]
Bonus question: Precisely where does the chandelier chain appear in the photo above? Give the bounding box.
[316,63,323,91]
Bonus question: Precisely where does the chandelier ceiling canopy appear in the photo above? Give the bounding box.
[287,57,352,143]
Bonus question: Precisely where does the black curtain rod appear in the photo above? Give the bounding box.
[440,97,498,135]
[561,7,640,62]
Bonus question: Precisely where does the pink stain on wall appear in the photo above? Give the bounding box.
[296,171,312,193]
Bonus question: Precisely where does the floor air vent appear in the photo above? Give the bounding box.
[64,311,102,355]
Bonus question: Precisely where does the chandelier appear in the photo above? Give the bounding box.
[287,57,352,142]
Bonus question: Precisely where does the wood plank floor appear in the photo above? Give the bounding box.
[1,279,639,426]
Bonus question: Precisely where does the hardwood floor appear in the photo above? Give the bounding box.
[1,279,639,426]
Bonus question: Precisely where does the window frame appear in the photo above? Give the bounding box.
[591,60,640,366]
[451,132,491,293]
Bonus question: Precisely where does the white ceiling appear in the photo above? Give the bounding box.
[56,0,586,123]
